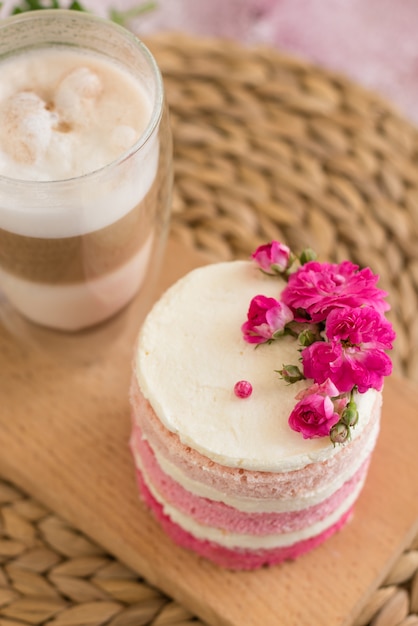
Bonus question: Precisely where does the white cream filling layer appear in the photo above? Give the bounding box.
[133,415,378,513]
[0,234,153,330]
[135,261,379,472]
[141,462,364,550]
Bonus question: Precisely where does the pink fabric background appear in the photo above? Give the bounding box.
[102,0,418,126]
[2,0,416,125]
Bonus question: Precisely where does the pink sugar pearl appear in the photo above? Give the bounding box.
[234,380,253,398]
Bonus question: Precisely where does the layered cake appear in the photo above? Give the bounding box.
[130,241,394,569]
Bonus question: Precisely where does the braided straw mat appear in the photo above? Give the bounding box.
[1,33,418,626]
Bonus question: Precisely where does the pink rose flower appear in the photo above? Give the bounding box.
[302,341,341,386]
[295,379,340,401]
[302,306,395,393]
[296,379,349,417]
[288,393,341,439]
[326,305,395,349]
[281,260,389,323]
[242,294,293,344]
[252,241,291,274]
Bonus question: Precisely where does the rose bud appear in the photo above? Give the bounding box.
[341,401,359,428]
[251,241,291,275]
[299,248,317,265]
[330,421,350,445]
[278,364,305,384]
[298,328,317,347]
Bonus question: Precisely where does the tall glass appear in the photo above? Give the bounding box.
[0,10,172,332]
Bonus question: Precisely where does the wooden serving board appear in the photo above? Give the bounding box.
[1,236,418,626]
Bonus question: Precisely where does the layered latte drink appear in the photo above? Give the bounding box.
[0,11,172,331]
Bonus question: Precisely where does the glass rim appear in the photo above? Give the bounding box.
[0,8,164,188]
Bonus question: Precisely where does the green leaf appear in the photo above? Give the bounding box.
[7,0,87,12]
[5,0,155,21]
[109,1,157,26]
[68,1,86,11]
[4,0,154,25]
[25,0,42,9]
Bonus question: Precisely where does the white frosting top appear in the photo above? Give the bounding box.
[135,261,378,472]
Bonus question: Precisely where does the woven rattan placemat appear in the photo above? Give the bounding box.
[1,33,418,626]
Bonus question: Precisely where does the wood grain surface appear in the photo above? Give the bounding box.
[0,236,417,626]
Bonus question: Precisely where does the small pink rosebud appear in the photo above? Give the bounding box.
[288,394,340,439]
[252,241,291,275]
[242,295,294,344]
[234,380,253,399]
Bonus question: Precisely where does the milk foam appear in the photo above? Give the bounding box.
[0,47,152,181]
[0,47,159,238]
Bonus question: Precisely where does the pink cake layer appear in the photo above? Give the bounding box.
[130,375,380,501]
[136,470,354,570]
[131,424,370,534]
